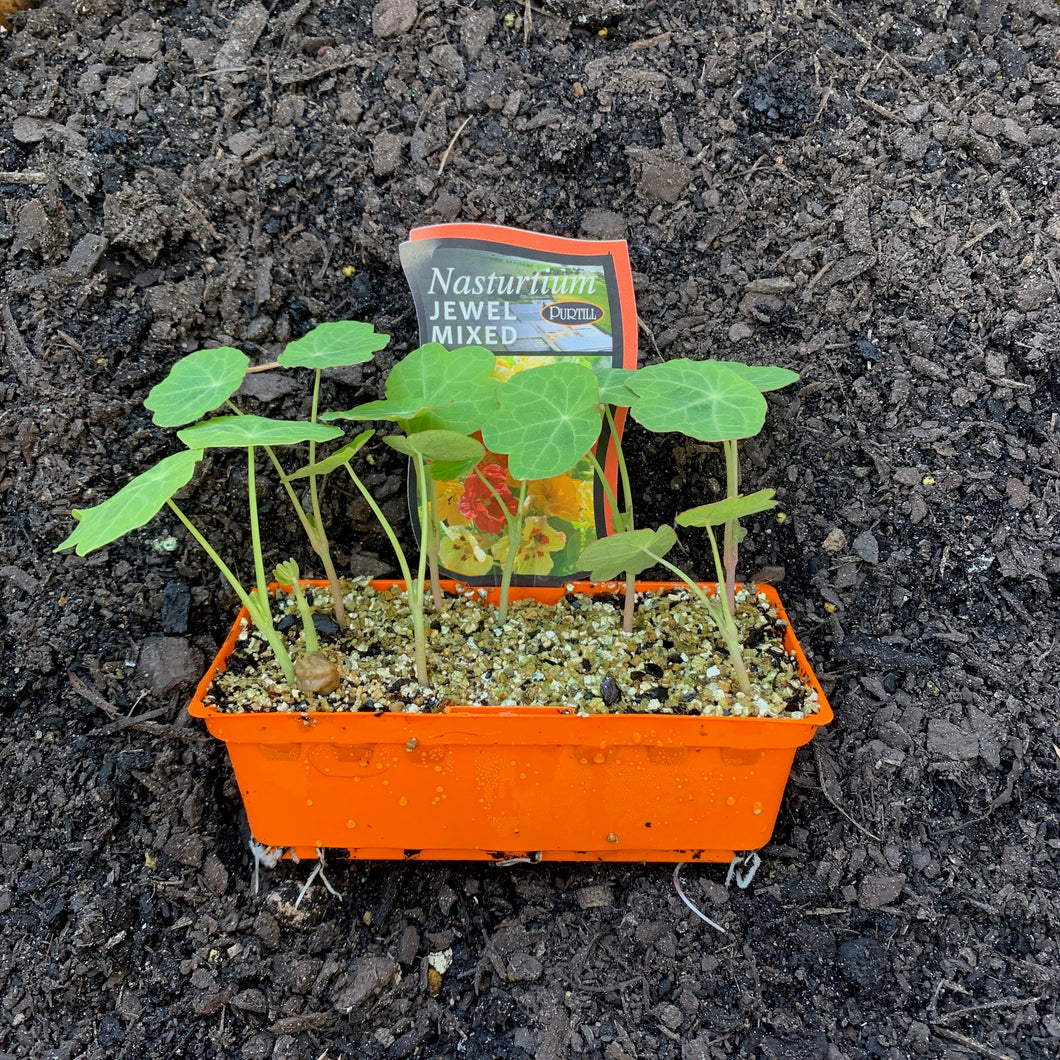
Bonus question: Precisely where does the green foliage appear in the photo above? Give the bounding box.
[61,308,803,696]
[576,526,678,582]
[482,362,602,480]
[593,366,639,406]
[56,450,203,555]
[627,360,767,442]
[384,430,485,465]
[177,415,343,449]
[712,361,799,393]
[144,347,249,427]
[278,321,390,369]
[273,558,300,585]
[325,343,498,434]
[675,489,777,528]
[287,431,374,481]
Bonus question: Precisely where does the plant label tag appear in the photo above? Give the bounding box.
[400,223,638,584]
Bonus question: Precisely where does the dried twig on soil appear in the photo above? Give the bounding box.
[177,191,221,245]
[930,1026,1018,1060]
[855,93,911,126]
[629,31,671,51]
[960,220,1003,253]
[68,670,208,742]
[67,669,121,719]
[935,995,1042,1025]
[813,743,883,841]
[272,53,365,87]
[437,116,472,176]
[94,705,172,735]
[0,170,47,184]
[822,5,920,86]
[1,292,40,389]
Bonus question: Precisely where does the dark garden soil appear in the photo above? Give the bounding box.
[2,1,1059,1057]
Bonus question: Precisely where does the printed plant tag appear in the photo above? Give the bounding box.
[400,223,638,584]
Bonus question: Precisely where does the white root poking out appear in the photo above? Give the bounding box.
[672,863,726,933]
[295,849,342,908]
[673,852,762,932]
[725,851,761,889]
[249,839,287,896]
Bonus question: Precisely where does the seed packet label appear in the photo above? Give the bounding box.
[400,223,638,585]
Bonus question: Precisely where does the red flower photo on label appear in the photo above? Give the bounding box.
[458,461,518,533]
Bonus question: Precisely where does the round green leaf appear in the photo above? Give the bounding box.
[712,360,799,392]
[55,450,203,556]
[593,367,639,406]
[144,347,249,427]
[324,344,498,432]
[384,430,485,464]
[287,430,374,481]
[628,360,767,441]
[393,343,499,434]
[576,526,678,581]
[676,489,777,528]
[278,321,390,369]
[177,415,343,449]
[482,362,602,480]
[323,397,436,423]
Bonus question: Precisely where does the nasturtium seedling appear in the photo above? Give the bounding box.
[59,320,392,688]
[57,449,204,556]
[273,321,390,632]
[278,320,390,369]
[177,415,343,450]
[577,525,678,583]
[675,489,778,529]
[144,347,249,427]
[327,343,498,435]
[627,360,767,441]
[323,345,501,671]
[287,431,374,481]
[482,361,602,481]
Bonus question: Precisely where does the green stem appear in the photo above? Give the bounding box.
[167,498,296,685]
[235,398,348,631]
[588,447,636,632]
[247,447,270,613]
[704,521,752,695]
[497,481,527,625]
[342,462,427,684]
[409,453,431,684]
[649,541,751,693]
[474,467,524,626]
[604,404,635,530]
[722,438,740,615]
[586,450,625,533]
[425,474,443,609]
[342,466,414,587]
[289,580,320,654]
[648,551,719,615]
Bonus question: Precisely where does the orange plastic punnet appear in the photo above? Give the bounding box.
[188,581,832,862]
